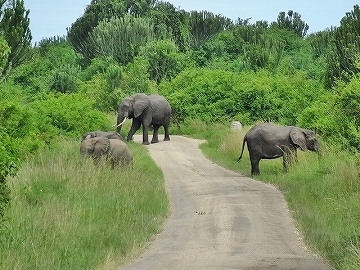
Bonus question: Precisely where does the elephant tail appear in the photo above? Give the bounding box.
[237,137,247,162]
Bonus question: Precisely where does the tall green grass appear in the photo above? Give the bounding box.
[184,121,360,270]
[0,139,169,270]
[2,121,359,270]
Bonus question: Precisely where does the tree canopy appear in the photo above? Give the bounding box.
[0,0,32,81]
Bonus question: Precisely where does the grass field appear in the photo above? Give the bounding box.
[1,121,359,269]
[0,138,169,270]
[182,121,360,270]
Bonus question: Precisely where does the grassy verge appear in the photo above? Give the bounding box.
[177,121,360,270]
[0,138,169,270]
[1,121,359,270]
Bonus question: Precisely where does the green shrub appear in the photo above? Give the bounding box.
[159,68,324,125]
[32,93,110,138]
[0,131,19,218]
[49,64,81,93]
[298,75,360,151]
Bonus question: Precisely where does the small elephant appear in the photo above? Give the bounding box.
[80,137,133,168]
[114,93,171,145]
[81,131,124,141]
[237,123,320,175]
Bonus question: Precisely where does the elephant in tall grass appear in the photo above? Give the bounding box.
[80,137,133,168]
[114,93,171,145]
[237,123,320,175]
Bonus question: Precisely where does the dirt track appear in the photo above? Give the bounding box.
[120,135,331,270]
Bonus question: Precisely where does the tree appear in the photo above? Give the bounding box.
[0,0,32,79]
[124,0,157,16]
[140,39,188,83]
[326,5,360,87]
[148,1,190,52]
[67,0,126,64]
[189,11,232,49]
[0,36,10,80]
[67,0,157,64]
[87,15,154,65]
[274,10,309,38]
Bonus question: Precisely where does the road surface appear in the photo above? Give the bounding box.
[120,135,331,270]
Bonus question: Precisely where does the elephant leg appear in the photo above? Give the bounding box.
[142,124,150,145]
[127,120,141,141]
[163,124,170,141]
[283,153,292,172]
[283,150,297,172]
[151,124,161,143]
[250,157,261,175]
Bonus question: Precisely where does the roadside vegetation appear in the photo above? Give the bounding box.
[0,138,168,270]
[180,121,360,269]
[0,0,360,269]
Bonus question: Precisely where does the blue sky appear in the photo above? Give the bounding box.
[25,0,358,44]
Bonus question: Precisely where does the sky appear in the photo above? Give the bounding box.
[25,0,358,45]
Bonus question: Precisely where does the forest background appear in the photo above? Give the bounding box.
[0,0,360,269]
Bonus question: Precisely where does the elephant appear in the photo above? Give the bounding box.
[81,130,124,141]
[237,123,320,175]
[80,137,133,168]
[114,93,171,145]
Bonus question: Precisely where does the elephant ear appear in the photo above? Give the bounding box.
[93,137,111,158]
[133,93,150,118]
[289,127,307,151]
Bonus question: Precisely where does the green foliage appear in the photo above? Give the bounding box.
[79,56,122,112]
[68,1,158,65]
[0,36,10,76]
[326,5,360,87]
[117,57,157,95]
[87,15,155,65]
[32,93,110,137]
[0,138,168,269]
[149,1,190,52]
[12,40,79,95]
[189,10,232,49]
[307,29,334,58]
[159,68,324,125]
[274,10,309,37]
[49,64,81,93]
[0,130,18,218]
[184,122,360,269]
[139,39,191,83]
[298,75,360,152]
[0,0,32,78]
[67,0,126,63]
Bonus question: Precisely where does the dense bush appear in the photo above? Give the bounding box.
[298,75,360,151]
[31,93,110,138]
[159,68,324,125]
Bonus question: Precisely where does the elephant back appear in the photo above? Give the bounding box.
[109,139,133,166]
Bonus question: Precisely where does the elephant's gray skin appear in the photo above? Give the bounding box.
[237,123,320,175]
[80,137,133,168]
[115,93,171,145]
[81,131,124,141]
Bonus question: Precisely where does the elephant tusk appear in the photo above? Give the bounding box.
[114,117,127,127]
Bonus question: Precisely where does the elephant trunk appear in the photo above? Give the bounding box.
[114,116,127,133]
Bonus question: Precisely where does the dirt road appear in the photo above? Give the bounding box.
[120,135,331,270]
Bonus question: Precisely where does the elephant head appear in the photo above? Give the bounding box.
[80,136,110,162]
[116,93,150,132]
[290,127,321,153]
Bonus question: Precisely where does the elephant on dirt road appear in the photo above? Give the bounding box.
[80,137,133,168]
[114,93,171,145]
[237,123,320,175]
[81,131,124,141]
